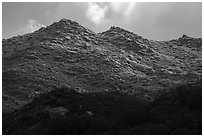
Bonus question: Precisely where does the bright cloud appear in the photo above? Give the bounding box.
[124,3,136,17]
[12,19,45,36]
[86,2,136,25]
[86,3,108,25]
[26,19,46,32]
[111,2,123,12]
[111,2,136,18]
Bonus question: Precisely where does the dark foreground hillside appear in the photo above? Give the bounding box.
[3,80,201,135]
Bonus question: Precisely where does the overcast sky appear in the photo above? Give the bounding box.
[2,2,202,40]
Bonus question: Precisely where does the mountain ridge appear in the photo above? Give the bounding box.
[4,19,201,41]
[2,18,202,113]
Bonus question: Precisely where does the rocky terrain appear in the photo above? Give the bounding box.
[2,19,202,134]
[2,19,201,113]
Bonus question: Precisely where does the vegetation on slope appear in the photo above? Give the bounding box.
[3,80,201,135]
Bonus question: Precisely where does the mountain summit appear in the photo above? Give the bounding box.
[2,19,202,113]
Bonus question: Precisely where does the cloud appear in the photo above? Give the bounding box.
[86,3,108,25]
[25,19,46,32]
[110,2,136,18]
[86,2,136,25]
[124,3,136,18]
[12,19,45,36]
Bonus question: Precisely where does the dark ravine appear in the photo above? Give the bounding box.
[2,19,202,134]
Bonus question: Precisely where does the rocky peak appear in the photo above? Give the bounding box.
[176,34,202,49]
[101,26,143,41]
[49,18,80,29]
[109,26,124,31]
[59,18,79,25]
[103,26,131,35]
[182,34,188,38]
[180,34,192,40]
[43,19,95,37]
